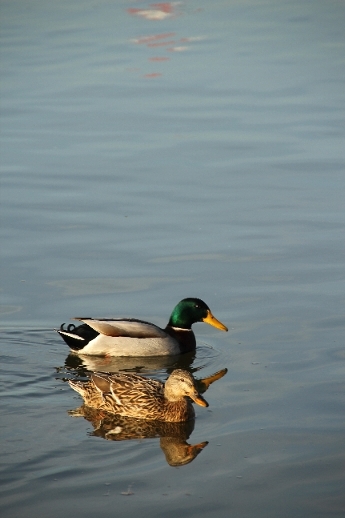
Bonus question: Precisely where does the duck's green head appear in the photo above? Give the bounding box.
[168,298,228,331]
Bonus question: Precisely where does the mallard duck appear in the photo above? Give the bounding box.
[68,369,210,422]
[57,297,228,357]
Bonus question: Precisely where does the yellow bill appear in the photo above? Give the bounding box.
[203,310,228,332]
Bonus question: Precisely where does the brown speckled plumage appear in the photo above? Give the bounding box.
[68,369,209,422]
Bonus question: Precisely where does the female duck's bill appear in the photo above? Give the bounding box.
[57,297,228,357]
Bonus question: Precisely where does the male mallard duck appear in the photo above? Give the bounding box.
[57,297,228,357]
[68,369,210,422]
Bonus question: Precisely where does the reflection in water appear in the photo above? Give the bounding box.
[63,349,197,375]
[69,405,207,467]
[66,369,226,464]
[196,367,227,394]
[62,351,227,390]
[127,3,179,21]
[126,2,206,77]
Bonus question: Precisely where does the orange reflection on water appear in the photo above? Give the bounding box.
[127,2,179,21]
[127,2,204,77]
[132,32,176,44]
[144,72,163,78]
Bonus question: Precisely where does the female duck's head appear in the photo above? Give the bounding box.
[164,369,209,407]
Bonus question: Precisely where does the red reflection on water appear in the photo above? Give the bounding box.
[127,2,179,21]
[151,3,175,14]
[132,33,176,45]
[127,3,203,77]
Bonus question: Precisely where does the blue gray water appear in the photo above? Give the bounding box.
[1,1,345,517]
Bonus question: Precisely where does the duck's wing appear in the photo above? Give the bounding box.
[91,372,114,393]
[73,318,167,339]
[91,371,164,406]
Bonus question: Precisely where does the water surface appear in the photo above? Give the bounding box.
[1,1,345,517]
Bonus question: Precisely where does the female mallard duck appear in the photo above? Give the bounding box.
[68,369,210,422]
[57,297,228,357]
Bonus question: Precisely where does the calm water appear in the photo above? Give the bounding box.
[1,0,345,516]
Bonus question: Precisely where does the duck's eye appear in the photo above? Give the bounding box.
[194,304,200,309]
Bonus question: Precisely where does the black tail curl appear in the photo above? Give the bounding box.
[58,322,99,350]
[60,323,77,333]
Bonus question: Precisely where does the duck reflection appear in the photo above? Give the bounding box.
[69,406,208,467]
[195,367,228,394]
[63,349,197,377]
[67,368,227,466]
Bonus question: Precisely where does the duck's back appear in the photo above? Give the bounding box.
[60,319,182,356]
[69,373,195,422]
